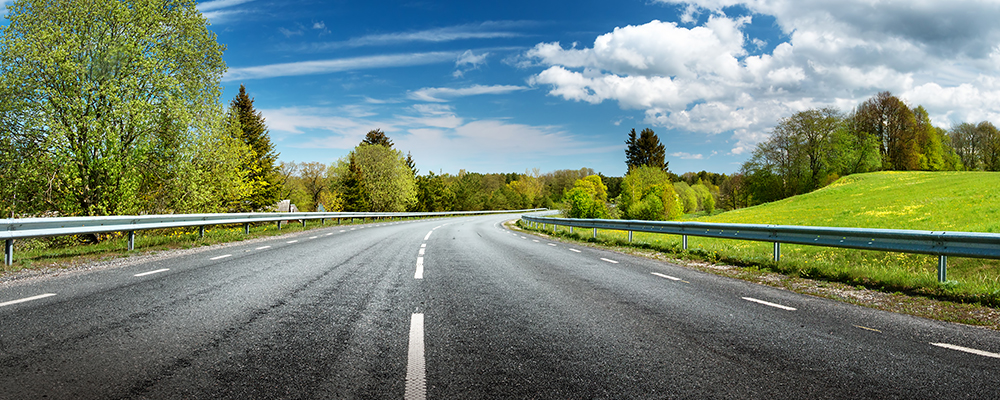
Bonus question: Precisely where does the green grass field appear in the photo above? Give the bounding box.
[533,171,1000,307]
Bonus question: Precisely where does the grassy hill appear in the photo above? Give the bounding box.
[689,171,1000,233]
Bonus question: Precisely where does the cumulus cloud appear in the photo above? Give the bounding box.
[528,1,1000,154]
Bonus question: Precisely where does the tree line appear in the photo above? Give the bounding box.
[733,91,997,207]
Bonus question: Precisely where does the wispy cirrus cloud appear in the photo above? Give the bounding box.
[224,51,461,81]
[197,0,254,22]
[261,104,613,172]
[407,84,530,102]
[304,21,530,51]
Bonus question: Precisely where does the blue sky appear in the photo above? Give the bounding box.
[17,0,1000,177]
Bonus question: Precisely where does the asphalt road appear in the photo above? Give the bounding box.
[1,213,999,399]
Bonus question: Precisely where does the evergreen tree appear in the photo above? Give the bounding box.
[362,128,393,147]
[625,128,669,172]
[405,151,417,176]
[341,153,368,212]
[229,84,280,210]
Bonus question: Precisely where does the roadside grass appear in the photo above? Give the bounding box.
[524,171,1000,309]
[2,217,395,274]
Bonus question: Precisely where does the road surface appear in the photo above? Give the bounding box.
[1,213,999,399]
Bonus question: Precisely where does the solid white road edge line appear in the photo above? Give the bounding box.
[255,246,271,250]
[210,254,232,260]
[651,272,681,281]
[931,342,1000,359]
[415,257,424,279]
[742,297,797,311]
[134,268,170,277]
[600,258,619,264]
[0,293,57,308]
[405,313,426,400]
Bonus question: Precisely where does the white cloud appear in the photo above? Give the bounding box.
[407,84,529,102]
[671,152,704,160]
[306,21,526,51]
[197,0,253,12]
[528,1,1000,154]
[197,0,253,23]
[224,51,461,81]
[453,50,491,77]
[260,104,612,173]
[313,21,326,30]
[278,27,303,38]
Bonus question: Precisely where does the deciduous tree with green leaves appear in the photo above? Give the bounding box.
[0,0,226,216]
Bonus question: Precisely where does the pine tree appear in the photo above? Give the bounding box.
[341,153,368,212]
[625,128,668,172]
[362,128,393,147]
[229,84,280,210]
[405,151,417,176]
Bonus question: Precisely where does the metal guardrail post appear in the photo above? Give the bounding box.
[773,242,781,262]
[4,239,12,266]
[321,218,325,225]
[628,231,633,242]
[199,226,206,238]
[682,235,688,250]
[244,223,250,235]
[301,219,306,228]
[593,227,597,239]
[128,231,135,251]
[938,255,947,282]
[570,226,574,234]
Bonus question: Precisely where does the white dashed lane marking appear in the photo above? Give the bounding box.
[931,343,1000,359]
[742,297,796,311]
[210,254,232,261]
[405,313,426,400]
[651,272,681,281]
[255,246,271,250]
[569,249,581,253]
[134,268,169,277]
[286,240,298,244]
[0,293,57,308]
[600,258,619,264]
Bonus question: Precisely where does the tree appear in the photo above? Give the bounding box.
[564,175,609,219]
[0,0,226,216]
[343,143,416,212]
[625,128,668,172]
[299,162,327,212]
[853,91,919,170]
[229,84,281,210]
[362,128,393,148]
[617,166,682,221]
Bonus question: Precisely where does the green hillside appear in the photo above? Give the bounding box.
[542,171,1000,308]
[690,171,1000,233]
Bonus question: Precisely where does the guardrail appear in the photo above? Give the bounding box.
[520,215,1000,283]
[1,208,547,266]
